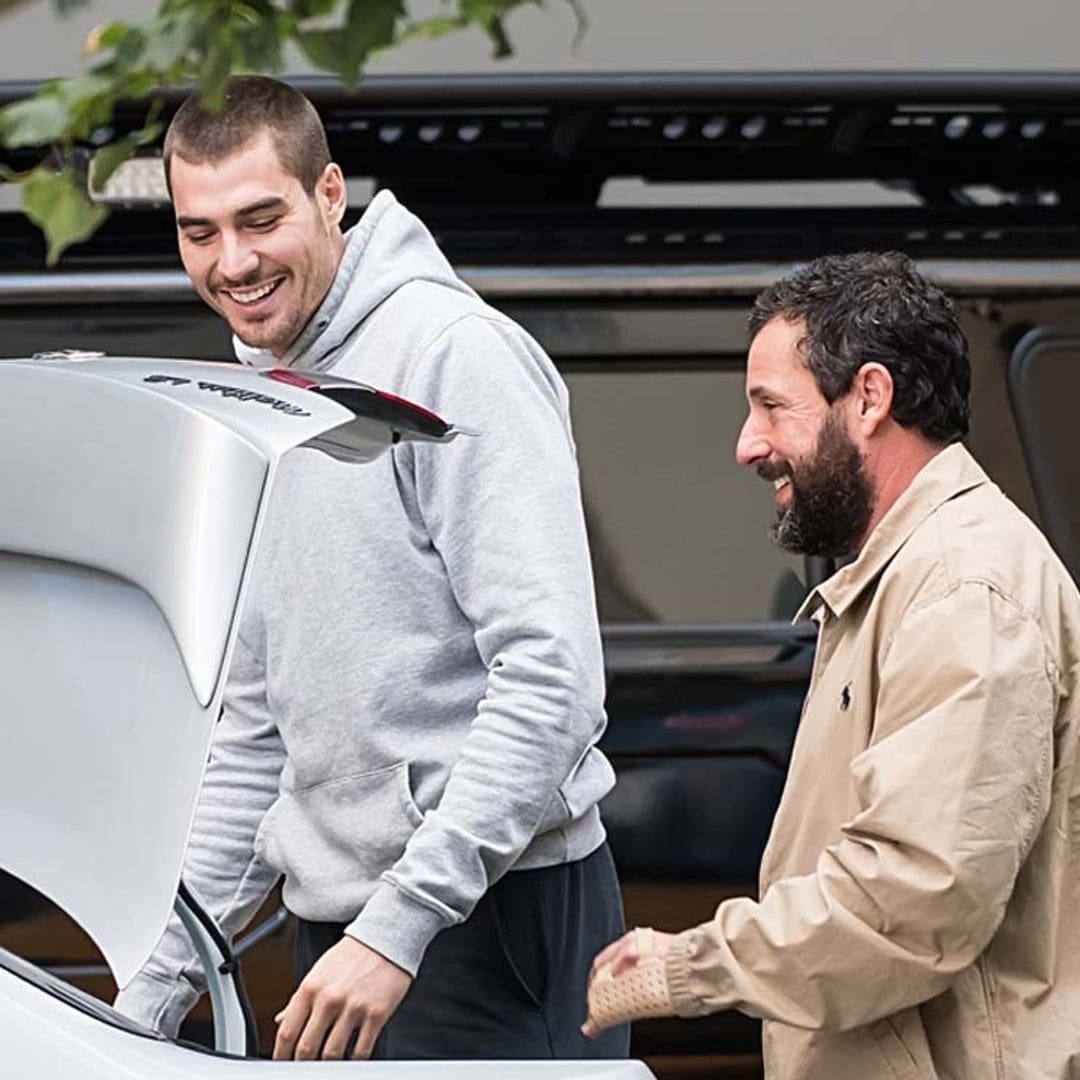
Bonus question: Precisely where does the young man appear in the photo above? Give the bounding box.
[584,253,1080,1079]
[114,75,628,1062]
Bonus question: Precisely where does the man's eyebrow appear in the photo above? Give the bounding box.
[176,197,287,229]
[235,196,287,219]
[748,385,781,403]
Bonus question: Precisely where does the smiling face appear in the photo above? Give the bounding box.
[171,131,347,358]
[736,316,874,557]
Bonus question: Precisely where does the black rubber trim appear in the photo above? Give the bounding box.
[0,943,164,1041]
[177,880,259,1056]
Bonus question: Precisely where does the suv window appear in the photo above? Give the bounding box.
[568,364,804,624]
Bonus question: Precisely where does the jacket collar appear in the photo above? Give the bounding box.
[795,442,988,622]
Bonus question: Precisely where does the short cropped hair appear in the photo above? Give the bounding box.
[163,75,331,196]
[749,251,971,444]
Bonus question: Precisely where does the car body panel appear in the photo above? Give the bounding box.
[0,954,650,1079]
[0,356,459,991]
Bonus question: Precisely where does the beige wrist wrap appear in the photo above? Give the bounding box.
[587,927,675,1029]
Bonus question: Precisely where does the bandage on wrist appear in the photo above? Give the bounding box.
[588,927,674,1029]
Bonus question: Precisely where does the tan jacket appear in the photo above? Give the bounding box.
[665,444,1080,1079]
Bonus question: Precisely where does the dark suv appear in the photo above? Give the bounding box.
[3,72,1080,1079]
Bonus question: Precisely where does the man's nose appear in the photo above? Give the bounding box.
[735,414,769,467]
[216,232,259,283]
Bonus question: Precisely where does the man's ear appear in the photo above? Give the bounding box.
[316,162,348,227]
[851,362,894,437]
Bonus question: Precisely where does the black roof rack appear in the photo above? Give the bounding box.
[2,72,1080,269]
[5,72,1080,193]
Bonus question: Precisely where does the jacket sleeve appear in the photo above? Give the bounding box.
[113,627,286,1036]
[665,581,1056,1031]
[344,313,611,975]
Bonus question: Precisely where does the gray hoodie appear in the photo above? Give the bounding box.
[115,190,614,1035]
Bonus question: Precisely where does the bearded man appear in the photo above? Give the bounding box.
[584,252,1080,1080]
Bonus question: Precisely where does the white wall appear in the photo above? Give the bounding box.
[1,0,1079,81]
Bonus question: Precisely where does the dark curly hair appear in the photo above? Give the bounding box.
[748,251,970,444]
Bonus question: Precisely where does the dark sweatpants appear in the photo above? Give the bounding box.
[294,843,631,1060]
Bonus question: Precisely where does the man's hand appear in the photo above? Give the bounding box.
[273,936,412,1060]
[582,926,676,1038]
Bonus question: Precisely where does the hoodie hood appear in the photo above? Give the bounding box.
[234,190,476,372]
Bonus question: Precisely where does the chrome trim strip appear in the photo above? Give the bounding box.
[0,270,197,303]
[600,620,816,675]
[469,260,1080,297]
[602,620,816,646]
[2,260,1080,304]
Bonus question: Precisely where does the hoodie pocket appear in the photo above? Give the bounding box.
[258,761,424,896]
[559,745,616,820]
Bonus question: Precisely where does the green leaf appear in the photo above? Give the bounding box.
[87,109,164,194]
[196,39,236,109]
[94,21,134,51]
[56,73,114,105]
[346,0,405,75]
[123,72,166,100]
[55,74,116,139]
[89,21,146,70]
[298,0,403,84]
[0,93,71,148]
[289,0,340,16]
[236,13,288,73]
[22,166,109,267]
[140,13,198,70]
[402,15,467,41]
[485,14,512,57]
[0,74,119,149]
[459,0,536,21]
[88,139,137,192]
[458,0,540,58]
[294,28,345,75]
[131,105,165,148]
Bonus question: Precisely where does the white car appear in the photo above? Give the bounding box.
[0,354,652,1080]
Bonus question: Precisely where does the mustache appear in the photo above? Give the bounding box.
[211,264,277,291]
[212,274,262,291]
[756,458,792,483]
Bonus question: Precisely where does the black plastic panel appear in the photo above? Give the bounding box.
[1007,328,1080,582]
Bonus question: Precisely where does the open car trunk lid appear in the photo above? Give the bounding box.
[0,355,458,988]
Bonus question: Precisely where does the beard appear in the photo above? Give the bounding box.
[759,410,874,558]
